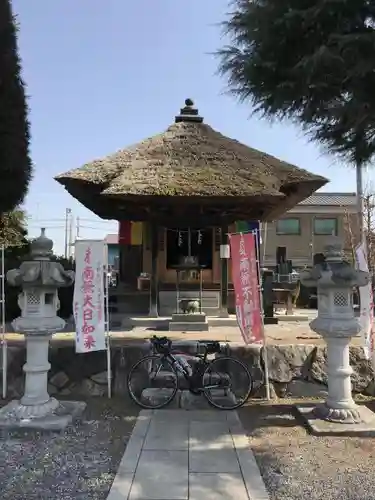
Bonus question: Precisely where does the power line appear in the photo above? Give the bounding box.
[79,225,114,231]
[28,218,66,222]
[28,225,66,229]
[79,218,117,223]
[28,219,116,228]
[28,217,115,223]
[28,217,116,223]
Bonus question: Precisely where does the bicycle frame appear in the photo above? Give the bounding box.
[127,336,253,410]
[151,348,224,393]
[169,351,201,375]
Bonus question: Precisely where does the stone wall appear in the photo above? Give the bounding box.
[232,344,375,399]
[1,342,375,400]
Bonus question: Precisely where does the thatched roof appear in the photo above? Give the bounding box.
[55,99,327,223]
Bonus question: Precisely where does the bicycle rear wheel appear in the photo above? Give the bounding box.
[127,355,179,409]
[203,356,253,410]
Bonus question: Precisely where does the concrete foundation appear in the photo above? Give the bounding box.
[171,313,207,323]
[0,400,86,431]
[140,388,237,409]
[169,322,209,332]
[169,313,209,332]
[296,404,375,436]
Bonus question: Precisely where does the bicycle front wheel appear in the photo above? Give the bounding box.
[127,355,179,409]
[203,356,253,410]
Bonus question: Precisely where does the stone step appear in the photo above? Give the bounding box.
[169,322,209,332]
[180,389,237,409]
[140,387,237,409]
[141,388,180,408]
[149,370,189,390]
[131,368,231,394]
[171,313,206,323]
[150,370,230,390]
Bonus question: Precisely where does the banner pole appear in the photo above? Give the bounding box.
[254,228,271,401]
[104,243,112,399]
[262,222,268,266]
[1,245,7,399]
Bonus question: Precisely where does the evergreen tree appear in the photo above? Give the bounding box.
[218,0,375,166]
[0,0,32,214]
[0,208,28,249]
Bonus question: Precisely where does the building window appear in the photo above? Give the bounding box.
[314,218,338,235]
[276,218,300,235]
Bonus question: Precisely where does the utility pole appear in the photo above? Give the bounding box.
[344,209,356,266]
[356,164,365,247]
[76,216,80,239]
[68,215,74,259]
[310,215,315,265]
[365,194,372,239]
[64,208,72,258]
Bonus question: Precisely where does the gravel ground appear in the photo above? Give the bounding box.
[239,400,375,500]
[0,398,139,500]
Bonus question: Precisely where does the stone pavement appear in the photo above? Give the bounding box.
[0,321,334,347]
[107,409,269,500]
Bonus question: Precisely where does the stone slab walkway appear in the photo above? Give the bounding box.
[107,409,269,500]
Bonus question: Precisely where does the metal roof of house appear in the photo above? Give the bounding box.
[298,192,357,206]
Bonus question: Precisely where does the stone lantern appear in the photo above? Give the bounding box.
[297,236,375,430]
[0,228,86,430]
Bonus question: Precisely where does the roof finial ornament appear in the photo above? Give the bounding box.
[175,98,204,124]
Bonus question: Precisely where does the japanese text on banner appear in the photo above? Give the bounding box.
[73,240,106,353]
[229,232,263,344]
[355,243,375,363]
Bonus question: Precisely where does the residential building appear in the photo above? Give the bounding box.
[105,192,358,273]
[261,192,358,269]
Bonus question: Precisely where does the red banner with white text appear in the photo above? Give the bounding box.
[229,232,263,344]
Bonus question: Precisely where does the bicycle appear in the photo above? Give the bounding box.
[127,335,253,410]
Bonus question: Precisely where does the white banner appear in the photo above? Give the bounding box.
[73,240,106,353]
[355,243,374,362]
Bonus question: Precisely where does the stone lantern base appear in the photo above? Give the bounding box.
[0,228,87,432]
[296,236,375,436]
[296,404,375,436]
[0,331,86,431]
[0,399,86,431]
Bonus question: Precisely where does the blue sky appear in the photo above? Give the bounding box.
[13,0,365,254]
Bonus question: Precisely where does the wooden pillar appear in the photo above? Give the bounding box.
[219,224,229,317]
[149,223,159,317]
[118,245,124,284]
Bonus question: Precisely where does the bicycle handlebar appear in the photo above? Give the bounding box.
[151,335,172,353]
[151,335,169,345]
[150,335,221,356]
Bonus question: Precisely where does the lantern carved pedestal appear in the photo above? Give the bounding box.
[0,229,86,431]
[296,237,375,435]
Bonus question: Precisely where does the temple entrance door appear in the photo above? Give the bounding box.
[119,245,142,287]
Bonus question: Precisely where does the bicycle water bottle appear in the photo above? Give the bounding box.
[176,355,192,376]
